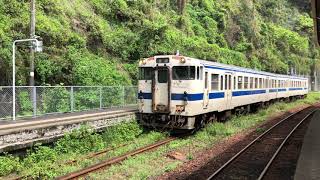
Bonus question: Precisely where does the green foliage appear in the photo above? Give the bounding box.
[41,87,70,113]
[17,91,32,115]
[55,126,105,154]
[103,121,143,145]
[0,0,317,85]
[0,121,147,178]
[0,155,20,176]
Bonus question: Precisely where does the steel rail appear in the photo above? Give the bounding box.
[207,106,312,180]
[257,109,316,180]
[56,137,176,180]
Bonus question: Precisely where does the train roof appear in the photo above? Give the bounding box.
[159,55,308,80]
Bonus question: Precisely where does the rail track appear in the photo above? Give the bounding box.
[56,137,176,180]
[207,106,317,180]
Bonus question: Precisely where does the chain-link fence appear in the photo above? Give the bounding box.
[0,86,138,121]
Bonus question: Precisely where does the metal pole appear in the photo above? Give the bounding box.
[12,42,16,121]
[29,0,36,86]
[12,38,40,121]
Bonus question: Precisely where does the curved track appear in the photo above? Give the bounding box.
[207,106,317,180]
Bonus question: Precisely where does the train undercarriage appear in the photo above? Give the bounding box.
[138,95,307,131]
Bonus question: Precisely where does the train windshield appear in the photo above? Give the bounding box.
[172,66,195,80]
[139,67,153,80]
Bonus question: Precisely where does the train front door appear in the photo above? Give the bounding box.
[152,67,170,113]
[225,73,233,109]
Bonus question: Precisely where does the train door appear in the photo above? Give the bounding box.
[203,71,209,108]
[152,67,170,113]
[225,73,233,109]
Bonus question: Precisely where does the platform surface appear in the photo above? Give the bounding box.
[294,110,320,180]
[0,106,137,128]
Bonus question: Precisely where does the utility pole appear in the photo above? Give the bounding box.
[29,0,35,86]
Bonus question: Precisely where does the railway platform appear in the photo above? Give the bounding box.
[0,107,138,153]
[295,110,320,180]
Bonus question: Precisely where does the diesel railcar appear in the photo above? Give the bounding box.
[137,55,308,130]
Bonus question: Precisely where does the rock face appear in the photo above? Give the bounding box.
[0,111,137,153]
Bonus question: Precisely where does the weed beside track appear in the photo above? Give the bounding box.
[0,92,319,179]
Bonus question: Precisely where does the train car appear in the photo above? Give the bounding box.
[137,55,308,130]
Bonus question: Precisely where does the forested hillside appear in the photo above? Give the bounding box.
[0,0,318,86]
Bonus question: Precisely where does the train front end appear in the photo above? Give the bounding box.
[138,55,201,130]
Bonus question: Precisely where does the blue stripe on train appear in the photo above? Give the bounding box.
[171,93,203,101]
[278,88,287,92]
[138,92,225,101]
[138,93,152,99]
[232,90,266,97]
[269,89,278,93]
[138,87,305,100]
[209,92,225,99]
[289,88,304,91]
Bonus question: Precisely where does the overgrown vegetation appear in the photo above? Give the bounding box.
[0,0,319,86]
[0,121,167,178]
[0,92,319,179]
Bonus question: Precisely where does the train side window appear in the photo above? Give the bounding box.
[211,74,219,91]
[250,77,254,89]
[265,79,268,88]
[273,80,276,88]
[234,76,237,90]
[229,75,232,90]
[238,76,243,89]
[255,78,258,89]
[220,75,224,91]
[244,77,249,89]
[225,75,228,90]
[205,72,208,89]
[196,67,200,80]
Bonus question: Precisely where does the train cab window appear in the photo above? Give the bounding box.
[250,77,254,89]
[238,76,243,89]
[220,75,224,91]
[172,66,195,80]
[158,69,168,83]
[211,74,219,91]
[244,77,249,89]
[139,67,153,80]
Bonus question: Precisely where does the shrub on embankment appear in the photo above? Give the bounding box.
[0,0,319,86]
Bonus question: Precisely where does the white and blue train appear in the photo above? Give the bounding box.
[138,55,308,130]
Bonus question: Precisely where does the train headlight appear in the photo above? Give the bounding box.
[176,105,185,112]
[180,57,186,63]
[139,59,147,66]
